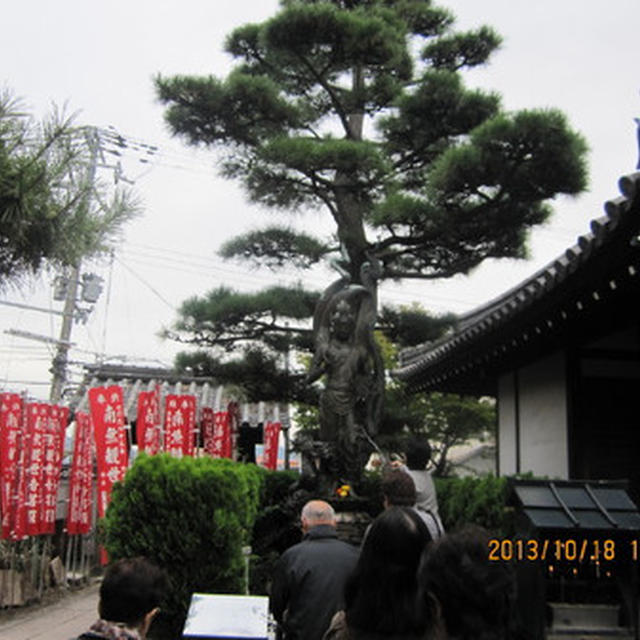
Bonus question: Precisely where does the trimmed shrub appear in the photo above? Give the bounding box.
[102,454,262,638]
[249,469,302,595]
[435,475,513,536]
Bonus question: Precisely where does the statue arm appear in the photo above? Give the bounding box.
[306,336,328,383]
[306,355,326,384]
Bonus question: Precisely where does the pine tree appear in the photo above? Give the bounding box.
[0,90,138,286]
[156,0,587,482]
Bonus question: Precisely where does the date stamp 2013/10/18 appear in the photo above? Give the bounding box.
[487,538,640,563]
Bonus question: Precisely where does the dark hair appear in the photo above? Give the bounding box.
[345,507,432,638]
[99,557,167,626]
[419,526,515,640]
[405,439,432,470]
[381,469,416,506]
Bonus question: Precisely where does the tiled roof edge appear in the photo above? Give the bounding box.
[396,171,640,378]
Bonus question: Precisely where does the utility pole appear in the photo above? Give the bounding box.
[49,128,99,404]
[49,264,81,403]
[282,324,291,470]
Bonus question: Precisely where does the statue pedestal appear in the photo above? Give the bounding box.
[332,499,373,546]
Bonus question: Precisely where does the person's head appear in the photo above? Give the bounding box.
[344,506,432,638]
[405,438,432,471]
[99,557,167,635]
[381,468,416,508]
[419,526,515,640]
[300,499,336,533]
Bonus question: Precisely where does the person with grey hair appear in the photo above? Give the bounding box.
[270,499,359,640]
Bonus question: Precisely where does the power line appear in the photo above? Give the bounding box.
[97,126,217,178]
[114,256,176,310]
[118,241,479,310]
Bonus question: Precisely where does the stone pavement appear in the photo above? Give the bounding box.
[0,581,100,640]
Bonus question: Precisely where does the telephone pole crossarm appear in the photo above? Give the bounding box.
[0,300,70,317]
[4,329,75,347]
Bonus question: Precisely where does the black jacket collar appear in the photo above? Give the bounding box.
[304,524,338,540]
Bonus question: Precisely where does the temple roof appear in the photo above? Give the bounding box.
[395,171,640,395]
[71,362,286,425]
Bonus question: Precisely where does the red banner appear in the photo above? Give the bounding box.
[263,421,281,471]
[228,402,240,460]
[12,409,30,541]
[0,393,24,540]
[201,409,232,458]
[40,406,68,535]
[89,386,128,519]
[67,411,95,535]
[136,390,161,455]
[23,404,50,536]
[215,411,232,459]
[164,395,196,458]
[201,408,216,457]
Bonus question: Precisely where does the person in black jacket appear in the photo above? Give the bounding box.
[323,506,431,640]
[77,557,166,640]
[419,526,517,640]
[270,500,359,640]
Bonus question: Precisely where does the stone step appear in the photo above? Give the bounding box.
[548,634,633,640]
[549,603,621,629]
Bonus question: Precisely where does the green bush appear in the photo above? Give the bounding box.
[102,454,263,638]
[257,467,300,509]
[249,469,301,595]
[435,474,513,536]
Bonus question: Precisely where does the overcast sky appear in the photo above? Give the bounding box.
[1,0,639,401]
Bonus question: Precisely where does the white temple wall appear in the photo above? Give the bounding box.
[498,351,568,478]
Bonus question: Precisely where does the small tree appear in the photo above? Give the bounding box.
[369,331,495,474]
[408,392,495,476]
[157,0,587,484]
[102,455,263,638]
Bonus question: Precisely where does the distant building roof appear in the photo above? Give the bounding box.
[395,172,640,395]
[71,362,286,425]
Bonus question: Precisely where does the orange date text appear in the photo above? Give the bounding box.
[488,538,618,563]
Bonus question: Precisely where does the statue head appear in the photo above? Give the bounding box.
[330,299,356,340]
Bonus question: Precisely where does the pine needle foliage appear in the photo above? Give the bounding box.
[0,90,139,286]
[157,0,587,283]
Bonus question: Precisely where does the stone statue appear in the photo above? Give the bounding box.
[307,256,384,484]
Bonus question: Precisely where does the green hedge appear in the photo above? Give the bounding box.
[435,475,513,536]
[249,469,303,595]
[102,454,263,638]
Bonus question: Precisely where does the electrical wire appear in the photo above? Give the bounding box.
[113,256,176,310]
[101,250,116,355]
[117,241,479,311]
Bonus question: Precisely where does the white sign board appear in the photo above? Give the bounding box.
[182,593,269,639]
